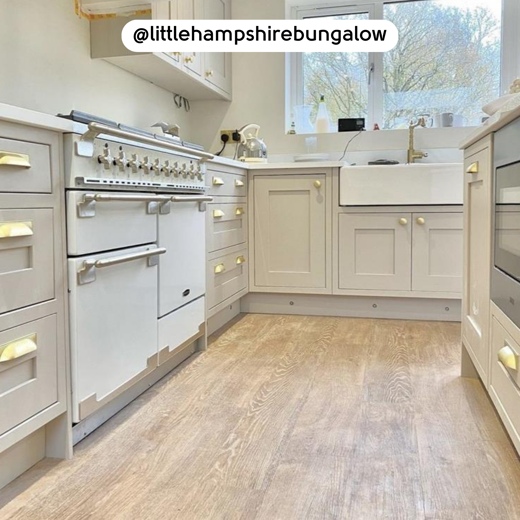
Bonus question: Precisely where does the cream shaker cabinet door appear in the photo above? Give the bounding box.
[462,144,493,378]
[338,213,412,291]
[254,175,326,289]
[412,212,463,293]
[199,0,232,94]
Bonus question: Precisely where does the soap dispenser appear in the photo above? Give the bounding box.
[315,95,331,133]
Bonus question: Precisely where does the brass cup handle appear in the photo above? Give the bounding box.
[206,70,214,77]
[498,344,519,371]
[314,180,322,189]
[0,151,31,168]
[399,218,408,226]
[0,334,37,363]
[235,207,245,216]
[214,263,225,274]
[416,217,426,225]
[236,255,246,265]
[213,210,225,219]
[0,221,34,238]
[466,162,479,174]
[184,56,194,63]
[213,177,224,186]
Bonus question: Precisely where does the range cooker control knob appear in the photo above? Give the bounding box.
[172,161,180,177]
[141,156,152,175]
[162,160,172,177]
[180,163,188,178]
[151,158,162,176]
[128,153,139,173]
[98,147,113,170]
[189,163,196,178]
[197,172,204,181]
[114,150,127,172]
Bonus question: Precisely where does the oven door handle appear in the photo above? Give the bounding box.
[170,195,214,212]
[77,247,167,285]
[78,193,171,218]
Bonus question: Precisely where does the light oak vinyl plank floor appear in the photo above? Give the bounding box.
[1,314,520,520]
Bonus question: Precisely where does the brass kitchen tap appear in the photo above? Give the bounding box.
[407,117,429,164]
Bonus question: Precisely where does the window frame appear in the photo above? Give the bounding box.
[288,0,516,133]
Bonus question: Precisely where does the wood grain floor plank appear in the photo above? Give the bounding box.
[1,316,520,520]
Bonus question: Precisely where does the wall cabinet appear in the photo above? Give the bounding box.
[337,211,463,294]
[462,137,493,382]
[253,175,328,291]
[198,0,232,94]
[90,0,232,100]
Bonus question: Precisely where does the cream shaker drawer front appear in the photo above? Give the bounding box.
[208,249,248,309]
[0,137,52,194]
[0,314,58,436]
[208,171,247,197]
[208,203,247,253]
[0,208,54,315]
[67,191,158,256]
[490,317,520,445]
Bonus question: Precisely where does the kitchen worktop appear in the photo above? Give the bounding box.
[460,95,520,149]
[0,102,75,133]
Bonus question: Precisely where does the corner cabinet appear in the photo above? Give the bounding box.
[250,171,332,294]
[462,136,493,384]
[90,0,232,100]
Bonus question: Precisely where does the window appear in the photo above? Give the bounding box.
[290,0,509,132]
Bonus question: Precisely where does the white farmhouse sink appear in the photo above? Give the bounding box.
[340,163,463,206]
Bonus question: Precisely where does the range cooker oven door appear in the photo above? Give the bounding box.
[158,196,207,317]
[69,244,165,423]
[66,191,165,256]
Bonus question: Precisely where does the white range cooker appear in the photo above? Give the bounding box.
[61,113,213,424]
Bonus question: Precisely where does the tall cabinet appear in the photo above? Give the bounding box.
[462,135,493,384]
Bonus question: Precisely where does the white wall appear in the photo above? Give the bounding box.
[0,0,194,139]
[190,0,474,161]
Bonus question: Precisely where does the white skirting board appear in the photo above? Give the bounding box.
[241,293,462,322]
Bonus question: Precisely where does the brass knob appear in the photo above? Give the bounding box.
[314,180,322,189]
[206,70,214,77]
[185,56,194,63]
[399,218,408,226]
[417,217,426,225]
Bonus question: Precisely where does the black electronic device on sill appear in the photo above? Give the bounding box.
[338,118,365,132]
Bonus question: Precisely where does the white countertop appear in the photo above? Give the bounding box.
[0,102,74,133]
[248,161,347,170]
[460,98,520,149]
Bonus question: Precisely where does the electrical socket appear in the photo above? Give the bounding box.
[221,130,241,143]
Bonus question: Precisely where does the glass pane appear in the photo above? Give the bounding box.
[383,0,502,129]
[302,12,369,131]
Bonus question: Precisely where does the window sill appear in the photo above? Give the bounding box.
[285,127,478,136]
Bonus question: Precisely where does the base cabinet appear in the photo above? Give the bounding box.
[253,174,327,291]
[338,213,411,291]
[412,212,463,293]
[338,211,463,294]
[462,138,493,382]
